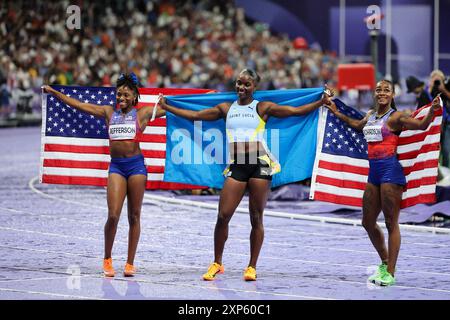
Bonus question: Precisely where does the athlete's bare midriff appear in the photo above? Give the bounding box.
[229,141,267,156]
[109,140,142,158]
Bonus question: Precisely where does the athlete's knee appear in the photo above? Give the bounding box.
[384,218,398,233]
[362,216,376,231]
[362,188,374,203]
[217,210,233,225]
[249,210,264,228]
[106,214,120,226]
[127,210,141,226]
[217,213,231,225]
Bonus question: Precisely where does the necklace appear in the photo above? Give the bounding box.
[375,108,391,119]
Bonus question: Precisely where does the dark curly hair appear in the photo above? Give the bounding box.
[116,73,140,106]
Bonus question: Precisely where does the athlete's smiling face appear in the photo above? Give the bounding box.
[116,86,136,111]
[235,74,256,99]
[374,81,395,109]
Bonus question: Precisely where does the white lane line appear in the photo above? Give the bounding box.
[0,274,93,283]
[112,277,338,300]
[2,206,450,262]
[30,180,450,242]
[263,272,450,295]
[2,204,449,250]
[1,227,450,280]
[269,243,450,262]
[0,206,99,225]
[0,248,336,300]
[0,287,106,300]
[143,206,449,241]
[18,182,450,243]
[143,193,450,235]
[30,176,450,235]
[3,245,450,296]
[28,176,106,210]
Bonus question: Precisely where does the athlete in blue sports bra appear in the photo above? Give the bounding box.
[159,68,334,281]
[43,73,166,278]
[325,80,441,286]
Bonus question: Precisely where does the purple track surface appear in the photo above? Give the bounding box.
[1,127,450,300]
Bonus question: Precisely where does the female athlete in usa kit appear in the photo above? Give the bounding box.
[43,73,166,277]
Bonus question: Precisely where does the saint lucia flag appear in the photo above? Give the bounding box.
[163,88,324,189]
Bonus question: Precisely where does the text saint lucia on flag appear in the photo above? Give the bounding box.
[309,99,443,209]
[39,85,210,190]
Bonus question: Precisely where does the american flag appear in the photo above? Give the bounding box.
[310,99,443,208]
[40,86,210,189]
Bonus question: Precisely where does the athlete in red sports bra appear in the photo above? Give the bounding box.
[325,80,441,286]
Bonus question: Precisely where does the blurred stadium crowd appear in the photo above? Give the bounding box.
[0,0,338,119]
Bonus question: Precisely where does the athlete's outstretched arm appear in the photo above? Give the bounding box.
[262,86,335,118]
[42,85,112,119]
[324,100,371,132]
[159,95,227,121]
[396,95,441,130]
[137,105,166,129]
[262,98,324,118]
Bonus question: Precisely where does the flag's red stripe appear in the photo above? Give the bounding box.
[44,159,166,170]
[406,176,437,189]
[401,193,436,209]
[44,159,108,170]
[410,107,442,118]
[136,102,155,109]
[318,160,369,175]
[44,159,168,174]
[144,118,166,127]
[397,142,440,160]
[45,144,109,154]
[42,175,107,186]
[141,150,166,159]
[314,191,362,207]
[315,175,366,190]
[398,125,441,145]
[147,166,165,174]
[42,174,204,190]
[140,134,166,143]
[409,113,443,121]
[139,88,213,95]
[402,159,439,175]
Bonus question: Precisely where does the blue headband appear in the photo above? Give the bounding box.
[118,73,139,85]
[129,72,138,85]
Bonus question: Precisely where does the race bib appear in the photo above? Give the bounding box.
[363,123,383,142]
[109,123,136,140]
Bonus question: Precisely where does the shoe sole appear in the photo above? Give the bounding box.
[203,277,215,281]
[373,280,395,286]
[244,277,256,281]
[103,272,115,277]
[367,274,379,282]
[379,281,395,286]
[202,270,224,281]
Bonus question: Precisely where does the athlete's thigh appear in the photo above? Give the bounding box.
[126,174,147,212]
[247,178,271,213]
[107,173,128,215]
[380,183,403,221]
[362,183,382,223]
[218,177,247,218]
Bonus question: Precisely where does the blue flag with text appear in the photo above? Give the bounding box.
[163,88,324,188]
